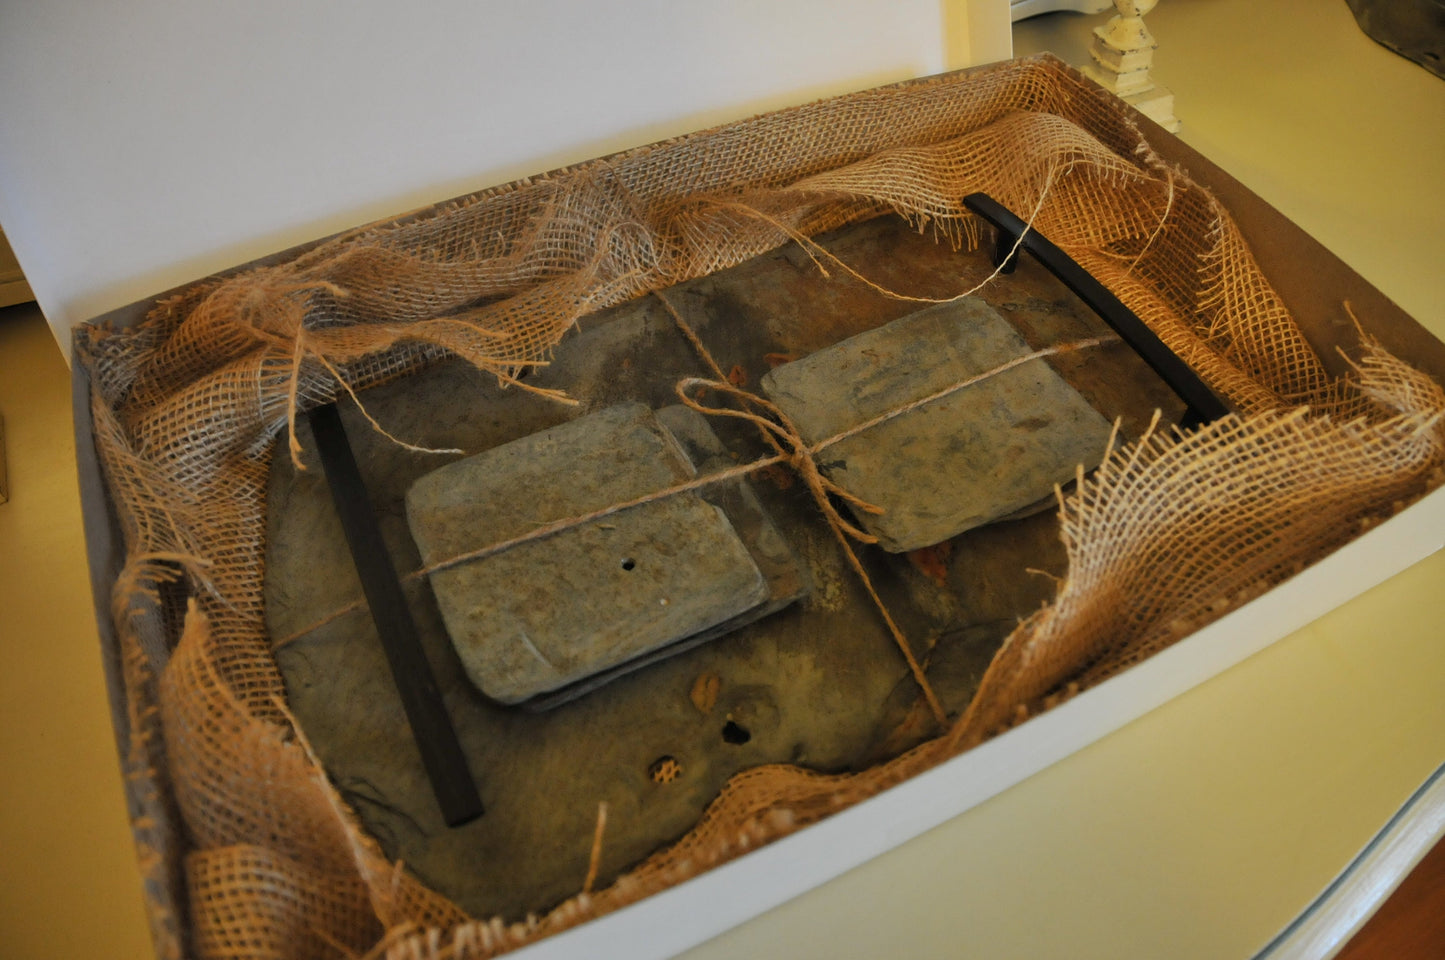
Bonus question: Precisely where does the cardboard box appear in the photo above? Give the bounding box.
[72,55,1445,959]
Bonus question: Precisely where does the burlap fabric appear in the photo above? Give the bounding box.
[75,56,1444,960]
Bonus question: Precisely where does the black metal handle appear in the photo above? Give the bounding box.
[309,402,484,827]
[963,192,1229,428]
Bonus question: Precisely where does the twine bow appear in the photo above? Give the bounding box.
[668,369,947,725]
[656,292,1120,730]
[654,293,963,725]
[673,376,884,545]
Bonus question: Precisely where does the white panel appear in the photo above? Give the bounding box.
[0,0,980,351]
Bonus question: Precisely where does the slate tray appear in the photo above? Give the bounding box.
[263,214,1185,920]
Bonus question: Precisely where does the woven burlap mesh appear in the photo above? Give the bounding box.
[74,58,1443,960]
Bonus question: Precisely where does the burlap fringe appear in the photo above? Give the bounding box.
[75,58,1443,959]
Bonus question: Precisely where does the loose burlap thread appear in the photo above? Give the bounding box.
[76,57,1443,960]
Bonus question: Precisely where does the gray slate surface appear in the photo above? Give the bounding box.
[265,215,1178,922]
[761,298,1114,552]
[407,403,767,704]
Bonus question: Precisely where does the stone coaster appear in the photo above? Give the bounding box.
[407,403,769,704]
[760,298,1114,552]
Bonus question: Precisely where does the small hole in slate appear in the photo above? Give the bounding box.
[722,720,751,745]
[649,755,682,783]
[621,558,636,571]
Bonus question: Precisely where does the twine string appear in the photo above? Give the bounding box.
[655,293,1111,729]
[657,290,941,723]
[685,157,1099,312]
[672,376,884,542]
[271,334,1116,694]
[654,287,938,722]
[582,802,609,895]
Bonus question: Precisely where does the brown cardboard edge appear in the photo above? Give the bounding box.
[71,365,127,782]
[69,52,1445,959]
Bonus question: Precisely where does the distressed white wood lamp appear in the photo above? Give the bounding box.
[1082,0,1182,132]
